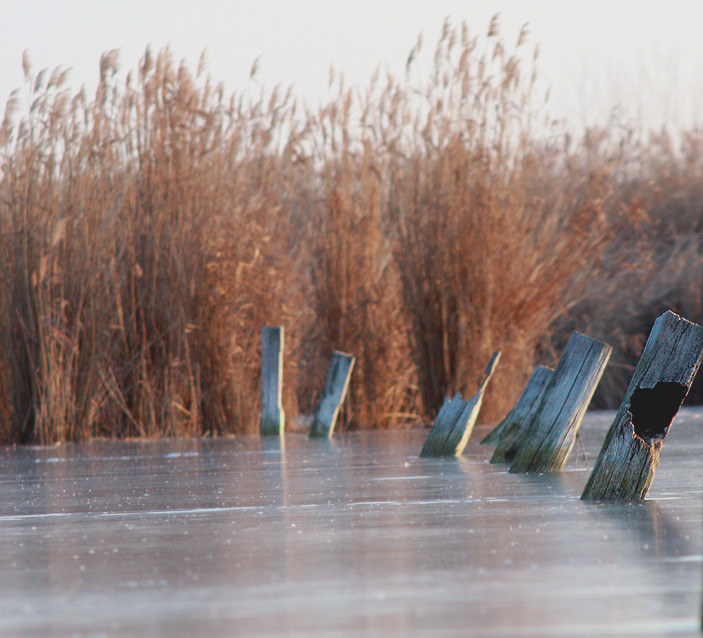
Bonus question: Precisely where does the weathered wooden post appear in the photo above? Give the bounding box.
[309,351,356,438]
[260,326,285,436]
[420,351,501,457]
[488,365,554,463]
[508,333,611,473]
[582,311,703,501]
[481,365,553,446]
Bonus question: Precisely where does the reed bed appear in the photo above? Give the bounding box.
[1,18,701,443]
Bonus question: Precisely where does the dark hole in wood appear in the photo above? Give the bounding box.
[628,382,687,443]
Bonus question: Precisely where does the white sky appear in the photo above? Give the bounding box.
[2,0,703,135]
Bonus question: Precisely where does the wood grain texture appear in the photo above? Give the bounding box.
[508,333,611,473]
[420,351,501,457]
[582,311,703,501]
[310,351,355,438]
[482,365,553,455]
[260,326,285,436]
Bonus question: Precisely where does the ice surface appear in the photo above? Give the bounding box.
[0,409,701,636]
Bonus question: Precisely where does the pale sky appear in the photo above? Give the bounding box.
[2,1,702,135]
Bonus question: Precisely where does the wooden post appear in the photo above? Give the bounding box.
[481,365,553,447]
[420,351,501,457]
[582,311,703,501]
[309,351,355,438]
[488,365,554,463]
[260,326,285,436]
[508,333,611,473]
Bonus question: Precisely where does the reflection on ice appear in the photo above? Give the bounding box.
[0,409,700,636]
[370,475,434,481]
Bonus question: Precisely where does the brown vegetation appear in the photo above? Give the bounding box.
[1,19,701,443]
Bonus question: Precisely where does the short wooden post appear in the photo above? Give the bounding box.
[309,351,355,438]
[508,333,611,473]
[582,311,703,501]
[420,351,501,457]
[488,365,554,463]
[481,365,553,447]
[260,326,285,436]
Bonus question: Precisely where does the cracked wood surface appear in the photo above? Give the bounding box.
[582,311,703,501]
[508,333,612,473]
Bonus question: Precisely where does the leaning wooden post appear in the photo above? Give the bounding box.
[260,326,285,436]
[309,351,355,438]
[488,365,554,463]
[582,311,703,501]
[509,333,611,473]
[420,351,501,457]
[481,365,553,446]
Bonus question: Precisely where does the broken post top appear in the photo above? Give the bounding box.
[480,351,502,390]
[619,310,703,445]
[626,311,703,396]
[616,311,703,448]
[420,351,501,458]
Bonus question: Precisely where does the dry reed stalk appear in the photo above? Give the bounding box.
[301,77,419,429]
[383,22,619,420]
[0,48,306,442]
[550,126,703,407]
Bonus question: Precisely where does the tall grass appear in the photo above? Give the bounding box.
[552,126,703,407]
[299,78,419,428]
[1,19,702,443]
[380,22,620,419]
[0,48,306,441]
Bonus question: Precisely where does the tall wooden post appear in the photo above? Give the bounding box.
[582,311,703,501]
[508,333,611,473]
[420,351,501,457]
[310,351,355,438]
[260,326,285,436]
[481,365,553,449]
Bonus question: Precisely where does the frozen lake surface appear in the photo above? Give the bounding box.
[0,409,702,637]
